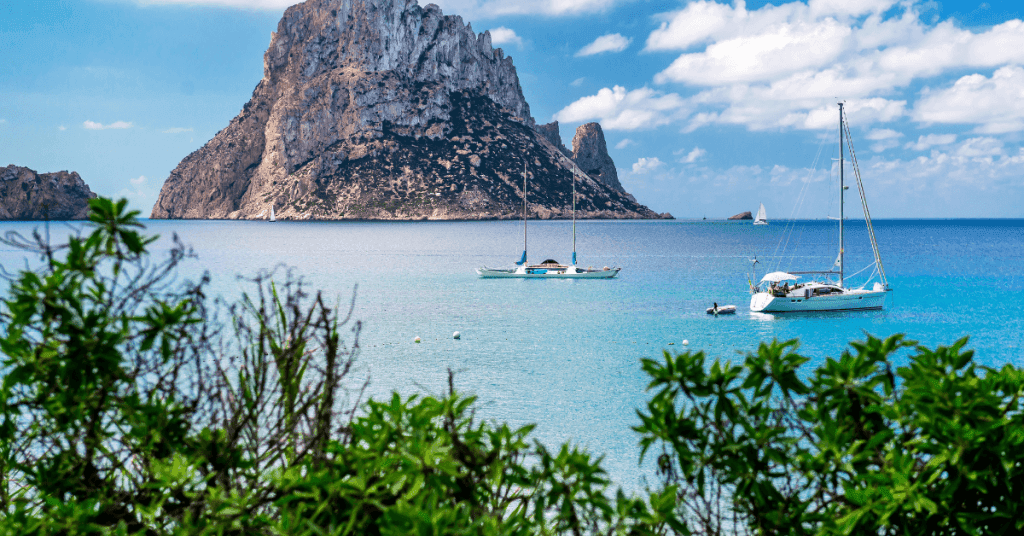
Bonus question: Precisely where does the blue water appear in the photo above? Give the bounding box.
[2,218,1023,489]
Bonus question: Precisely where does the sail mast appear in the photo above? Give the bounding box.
[839,102,845,288]
[572,163,577,265]
[522,164,528,265]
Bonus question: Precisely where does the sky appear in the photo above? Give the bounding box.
[2,0,1023,218]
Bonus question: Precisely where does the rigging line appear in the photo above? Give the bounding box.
[841,110,888,287]
[770,133,829,274]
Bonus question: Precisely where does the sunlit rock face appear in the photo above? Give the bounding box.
[152,0,661,220]
[0,165,96,220]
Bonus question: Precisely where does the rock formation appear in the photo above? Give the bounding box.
[570,123,623,193]
[0,165,96,220]
[151,0,665,220]
[729,211,753,220]
[535,121,571,158]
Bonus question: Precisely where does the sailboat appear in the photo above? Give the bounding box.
[477,161,620,279]
[753,203,768,225]
[269,204,276,222]
[749,103,890,312]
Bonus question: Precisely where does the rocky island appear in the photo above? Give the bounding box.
[0,165,97,220]
[729,211,753,220]
[151,0,667,220]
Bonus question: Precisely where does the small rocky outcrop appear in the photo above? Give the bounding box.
[536,121,571,158]
[151,0,663,220]
[0,165,96,220]
[729,211,753,220]
[571,123,623,193]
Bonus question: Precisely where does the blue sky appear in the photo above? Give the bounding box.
[2,0,1023,218]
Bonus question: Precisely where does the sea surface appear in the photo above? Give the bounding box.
[2,218,1023,490]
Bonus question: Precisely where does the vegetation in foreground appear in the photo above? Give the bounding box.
[0,198,1021,535]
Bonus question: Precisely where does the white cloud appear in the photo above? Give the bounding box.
[571,77,586,87]
[676,146,706,163]
[488,27,522,48]
[163,127,194,134]
[866,128,902,151]
[865,128,902,140]
[0,119,6,124]
[553,85,689,130]
[631,157,664,174]
[654,19,851,85]
[905,133,956,151]
[913,66,1024,134]
[58,125,67,131]
[130,175,147,186]
[614,138,635,149]
[640,0,1024,133]
[576,33,632,57]
[84,120,133,130]
[955,136,1003,158]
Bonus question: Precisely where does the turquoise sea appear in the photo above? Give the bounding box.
[2,218,1023,489]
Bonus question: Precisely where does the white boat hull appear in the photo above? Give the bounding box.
[477,267,620,279]
[750,288,886,313]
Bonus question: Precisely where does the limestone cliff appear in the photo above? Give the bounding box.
[536,121,571,158]
[0,165,96,220]
[571,123,623,193]
[151,0,663,220]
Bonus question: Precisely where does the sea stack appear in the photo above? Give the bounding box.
[151,0,663,220]
[729,211,754,220]
[0,165,97,220]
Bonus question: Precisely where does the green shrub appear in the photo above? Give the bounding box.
[636,335,1024,535]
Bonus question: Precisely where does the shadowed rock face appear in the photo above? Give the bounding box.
[729,211,753,220]
[0,165,96,220]
[571,123,622,193]
[151,0,661,220]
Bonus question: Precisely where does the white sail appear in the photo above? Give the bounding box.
[753,202,767,225]
[270,205,276,222]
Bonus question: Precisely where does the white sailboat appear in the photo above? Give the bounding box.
[753,203,768,225]
[269,204,276,222]
[477,161,620,279]
[750,103,890,313]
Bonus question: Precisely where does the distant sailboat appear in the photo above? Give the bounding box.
[753,203,768,225]
[269,204,276,222]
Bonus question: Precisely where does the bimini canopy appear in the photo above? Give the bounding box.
[760,271,799,283]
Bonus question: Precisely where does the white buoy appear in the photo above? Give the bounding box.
[453,331,461,340]
[414,336,421,343]
[682,339,689,346]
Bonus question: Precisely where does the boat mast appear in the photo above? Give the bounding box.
[572,163,577,266]
[522,164,528,264]
[839,102,845,288]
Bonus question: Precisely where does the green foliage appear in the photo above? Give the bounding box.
[636,335,1024,535]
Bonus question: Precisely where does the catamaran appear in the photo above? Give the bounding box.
[477,160,620,279]
[753,203,767,225]
[750,103,890,313]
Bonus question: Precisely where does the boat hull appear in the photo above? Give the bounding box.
[750,289,886,312]
[477,267,620,279]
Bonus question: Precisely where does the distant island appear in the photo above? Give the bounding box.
[0,165,96,220]
[152,0,670,221]
[729,211,753,220]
